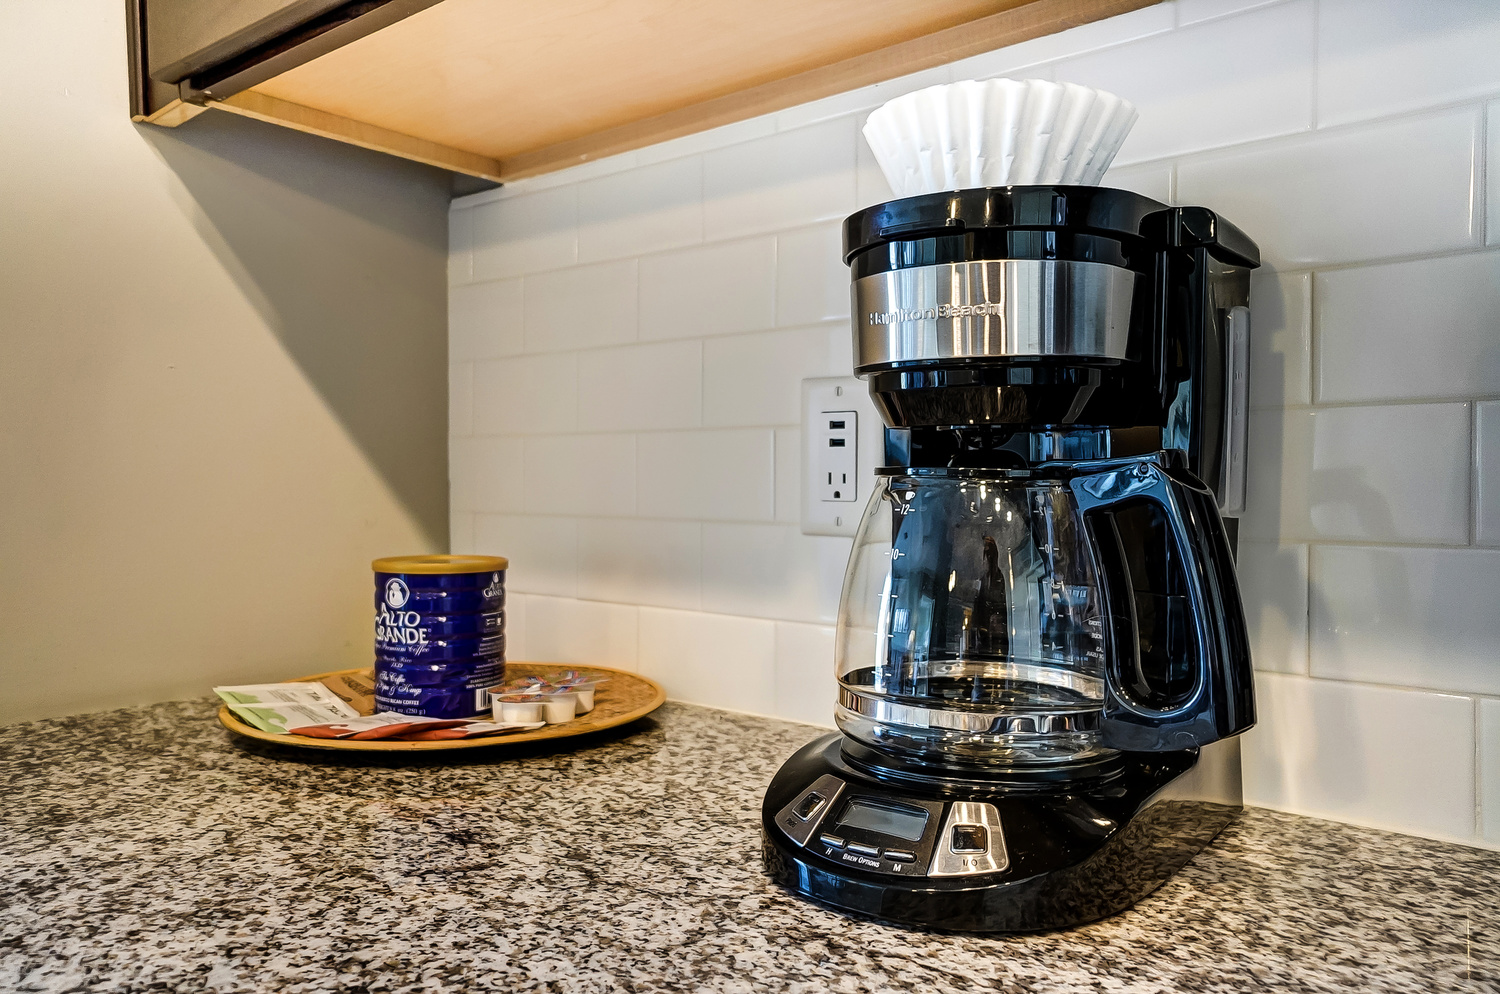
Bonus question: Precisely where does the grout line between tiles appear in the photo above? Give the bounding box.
[1302,541,1314,677]
[1472,402,1481,547]
[1306,262,1320,406]
[1174,95,1494,171]
[1255,395,1500,413]
[1296,669,1489,702]
[1479,99,1490,246]
[1267,243,1500,277]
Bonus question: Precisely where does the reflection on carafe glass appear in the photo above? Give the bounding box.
[836,474,1109,766]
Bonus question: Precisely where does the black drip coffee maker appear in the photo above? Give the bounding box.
[762,185,1260,932]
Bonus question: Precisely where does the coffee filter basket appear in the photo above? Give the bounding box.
[863,79,1139,198]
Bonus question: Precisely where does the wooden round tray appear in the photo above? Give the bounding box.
[216,662,664,752]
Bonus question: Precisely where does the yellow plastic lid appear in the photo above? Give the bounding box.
[371,554,509,574]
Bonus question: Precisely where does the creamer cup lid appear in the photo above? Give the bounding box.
[372,554,508,574]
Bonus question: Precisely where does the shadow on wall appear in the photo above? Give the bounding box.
[138,111,452,548]
[1239,265,1366,809]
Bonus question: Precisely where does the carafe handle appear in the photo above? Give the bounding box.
[1071,460,1256,752]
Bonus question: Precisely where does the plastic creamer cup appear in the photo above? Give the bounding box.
[539,693,577,724]
[492,695,544,723]
[373,554,507,719]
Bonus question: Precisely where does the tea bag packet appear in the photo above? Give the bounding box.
[399,720,545,741]
[285,712,472,740]
[214,683,358,735]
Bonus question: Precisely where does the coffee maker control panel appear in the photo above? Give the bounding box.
[774,777,1007,878]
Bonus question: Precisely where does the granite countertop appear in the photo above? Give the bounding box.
[1,699,1496,993]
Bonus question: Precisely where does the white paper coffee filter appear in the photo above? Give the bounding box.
[862,79,1138,196]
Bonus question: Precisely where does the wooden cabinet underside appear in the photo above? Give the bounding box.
[129,0,1157,184]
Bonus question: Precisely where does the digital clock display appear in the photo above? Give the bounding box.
[835,798,928,841]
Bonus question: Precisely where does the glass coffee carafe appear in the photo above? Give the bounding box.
[836,457,1246,771]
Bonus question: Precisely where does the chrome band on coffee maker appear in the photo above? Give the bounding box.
[837,688,1103,735]
[852,259,1137,370]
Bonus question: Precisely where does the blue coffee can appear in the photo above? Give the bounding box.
[372,554,507,718]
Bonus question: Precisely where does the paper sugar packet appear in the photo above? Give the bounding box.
[214,683,358,735]
[285,712,471,740]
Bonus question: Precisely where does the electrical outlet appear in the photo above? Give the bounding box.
[801,377,882,537]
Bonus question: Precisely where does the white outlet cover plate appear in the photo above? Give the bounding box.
[801,376,883,537]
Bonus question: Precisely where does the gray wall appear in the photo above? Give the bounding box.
[0,0,451,723]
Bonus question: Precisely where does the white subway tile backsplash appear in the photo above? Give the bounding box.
[701,523,850,624]
[942,47,1055,88]
[473,514,577,597]
[1317,0,1500,128]
[473,353,578,435]
[1176,107,1481,268]
[523,595,639,671]
[523,435,636,517]
[472,185,577,281]
[1242,407,1314,541]
[1483,699,1500,846]
[774,66,950,133]
[449,363,473,438]
[774,427,801,524]
[639,237,776,342]
[777,223,851,326]
[450,3,1500,846]
[575,518,701,610]
[1310,545,1500,696]
[483,151,643,201]
[1315,253,1500,404]
[503,592,527,658]
[450,511,475,556]
[1235,541,1309,675]
[1479,402,1500,547]
[953,3,1175,78]
[638,607,776,713]
[450,278,523,361]
[1308,404,1470,545]
[703,116,857,239]
[576,340,701,431]
[634,115,777,168]
[702,326,848,428]
[1174,0,1282,27]
[523,260,638,353]
[774,622,838,727]
[854,133,895,209]
[1249,270,1312,409]
[1243,673,1476,841]
[577,156,703,262]
[450,436,523,514]
[635,429,774,522]
[1246,404,1472,546]
[1055,1,1314,165]
[1099,161,1173,204]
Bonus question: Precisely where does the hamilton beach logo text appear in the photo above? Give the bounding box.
[869,302,1005,325]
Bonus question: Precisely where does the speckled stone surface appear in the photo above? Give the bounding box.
[1,699,1496,993]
